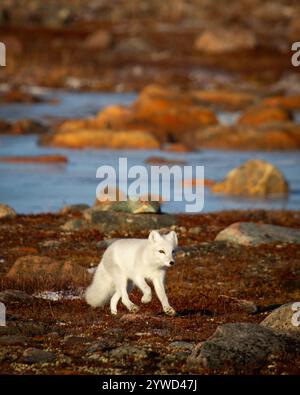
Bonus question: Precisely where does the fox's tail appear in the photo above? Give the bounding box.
[85,263,115,308]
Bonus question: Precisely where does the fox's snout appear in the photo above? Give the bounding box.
[169,260,175,266]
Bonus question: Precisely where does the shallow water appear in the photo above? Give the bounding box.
[0,89,299,214]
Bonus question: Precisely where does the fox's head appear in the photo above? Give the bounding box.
[148,230,178,268]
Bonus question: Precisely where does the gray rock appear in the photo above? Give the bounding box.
[261,302,300,335]
[0,290,34,304]
[215,222,300,246]
[22,347,56,364]
[188,323,300,371]
[169,341,194,350]
[109,345,148,359]
[0,204,16,219]
[83,209,177,233]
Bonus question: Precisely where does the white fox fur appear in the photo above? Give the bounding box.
[85,230,178,316]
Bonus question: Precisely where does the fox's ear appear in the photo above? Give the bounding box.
[148,230,161,243]
[166,230,178,246]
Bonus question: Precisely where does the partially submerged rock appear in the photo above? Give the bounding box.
[39,128,160,149]
[238,105,292,126]
[186,122,300,150]
[215,222,300,246]
[212,159,289,197]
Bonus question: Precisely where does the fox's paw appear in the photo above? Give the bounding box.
[111,309,118,315]
[141,294,152,304]
[164,306,176,316]
[128,304,140,313]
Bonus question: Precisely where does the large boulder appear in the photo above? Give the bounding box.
[215,222,300,246]
[185,122,300,150]
[82,209,177,233]
[238,106,292,126]
[6,255,90,285]
[188,323,300,371]
[39,128,160,149]
[212,159,289,197]
[261,302,300,335]
[194,28,257,54]
[0,204,16,219]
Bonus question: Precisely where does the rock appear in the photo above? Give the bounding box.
[59,204,90,214]
[0,155,68,164]
[187,323,300,371]
[194,28,257,54]
[186,122,300,150]
[238,106,292,126]
[6,255,90,284]
[83,209,177,233]
[11,119,48,135]
[133,86,218,140]
[163,143,190,153]
[169,341,194,350]
[261,302,300,335]
[84,30,113,50]
[61,218,89,231]
[96,105,134,130]
[263,95,300,110]
[22,348,56,364]
[0,204,16,219]
[0,290,34,304]
[40,129,160,149]
[94,198,161,214]
[109,345,148,359]
[191,90,257,111]
[215,222,300,246]
[145,156,186,165]
[220,295,257,314]
[212,159,289,197]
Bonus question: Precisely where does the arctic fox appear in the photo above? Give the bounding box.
[85,230,178,316]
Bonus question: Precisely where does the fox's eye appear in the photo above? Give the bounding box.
[159,250,165,254]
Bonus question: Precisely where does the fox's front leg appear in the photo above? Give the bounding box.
[153,275,176,316]
[135,276,152,304]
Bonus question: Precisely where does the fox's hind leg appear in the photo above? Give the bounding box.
[109,268,139,313]
[110,291,121,315]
